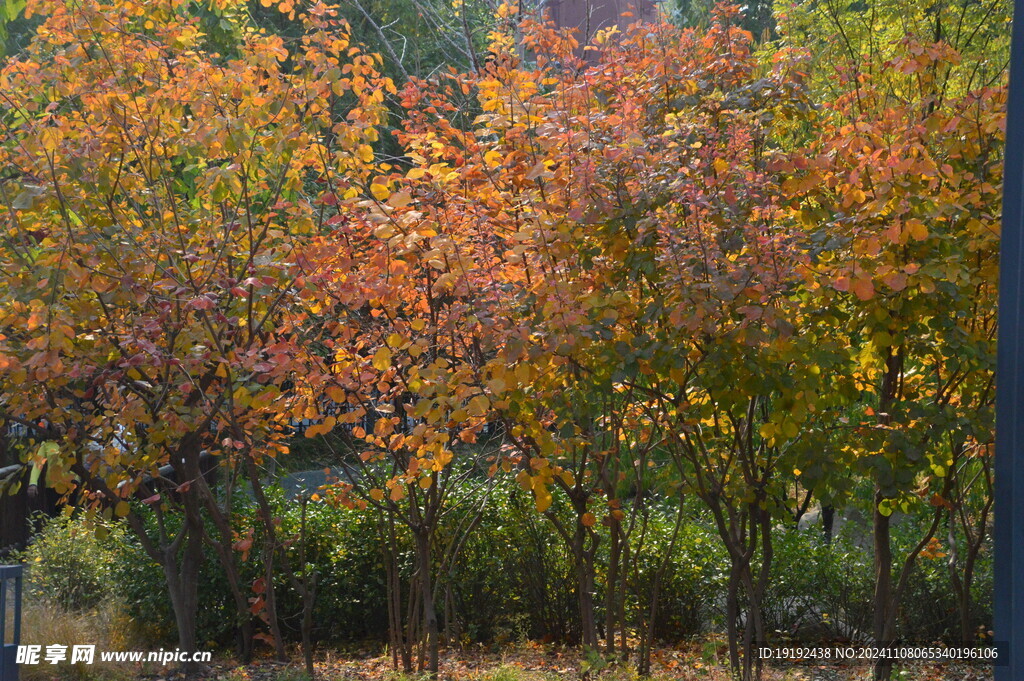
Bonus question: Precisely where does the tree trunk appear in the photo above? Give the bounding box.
[577,554,598,650]
[386,540,411,671]
[163,525,204,675]
[261,544,288,661]
[822,505,835,544]
[415,528,440,678]
[301,585,316,678]
[872,491,894,681]
[725,562,742,676]
[637,506,684,676]
[196,470,254,662]
[605,520,620,655]
[751,504,773,681]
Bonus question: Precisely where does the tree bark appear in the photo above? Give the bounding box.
[415,527,440,678]
[605,519,620,655]
[871,491,894,681]
[163,523,204,675]
[822,505,835,544]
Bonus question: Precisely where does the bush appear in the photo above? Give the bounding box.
[265,485,392,643]
[16,511,144,681]
[445,485,579,644]
[762,527,873,643]
[19,510,124,611]
[17,474,992,656]
[892,520,994,642]
[628,507,728,641]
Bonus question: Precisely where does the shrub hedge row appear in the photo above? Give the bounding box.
[19,483,992,651]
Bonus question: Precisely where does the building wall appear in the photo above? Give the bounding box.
[544,0,660,47]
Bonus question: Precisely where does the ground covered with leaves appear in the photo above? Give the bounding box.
[121,645,996,681]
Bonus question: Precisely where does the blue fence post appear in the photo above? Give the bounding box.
[0,565,22,681]
[996,0,1024,676]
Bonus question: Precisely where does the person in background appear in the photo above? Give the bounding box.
[26,419,59,501]
[28,421,125,507]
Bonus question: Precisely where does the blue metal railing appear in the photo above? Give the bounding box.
[0,565,22,681]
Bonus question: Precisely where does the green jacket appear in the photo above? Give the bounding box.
[28,440,59,486]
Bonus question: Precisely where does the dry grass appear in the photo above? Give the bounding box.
[17,596,141,681]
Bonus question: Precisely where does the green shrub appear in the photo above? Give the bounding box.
[107,484,394,648]
[445,485,579,644]
[265,485,392,643]
[891,520,994,642]
[20,473,991,655]
[628,507,728,641]
[762,527,873,643]
[19,510,124,611]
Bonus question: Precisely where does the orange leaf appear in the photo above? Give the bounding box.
[851,277,875,301]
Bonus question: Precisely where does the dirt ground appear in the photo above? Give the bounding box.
[116,645,996,681]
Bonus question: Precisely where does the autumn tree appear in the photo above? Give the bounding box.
[0,0,390,664]
[777,31,1003,681]
[291,43,533,672]
[386,7,844,679]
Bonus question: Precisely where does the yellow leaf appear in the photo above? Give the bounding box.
[535,489,552,513]
[370,182,390,201]
[372,347,392,371]
[467,395,490,417]
[580,512,596,527]
[418,477,432,489]
[115,501,130,517]
[713,158,728,174]
[484,149,503,167]
[388,191,412,208]
[390,485,406,501]
[40,128,60,152]
[906,219,928,241]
